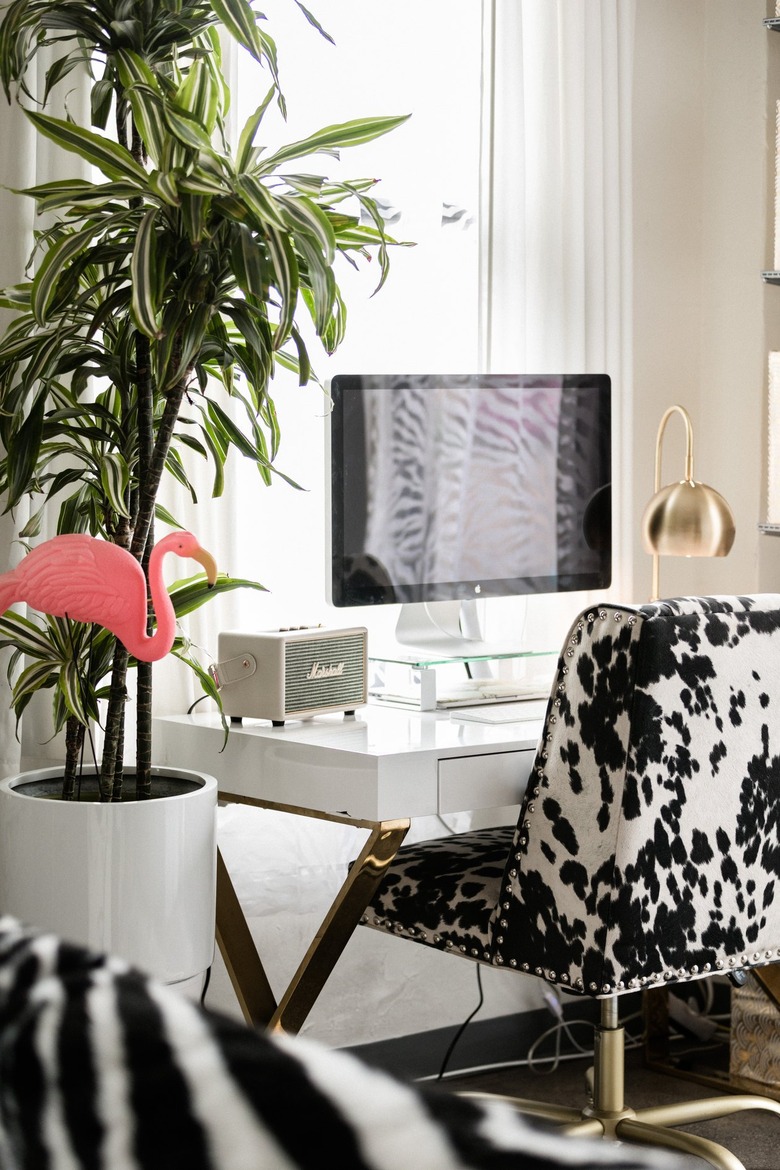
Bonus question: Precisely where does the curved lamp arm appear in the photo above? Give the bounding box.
[654,404,694,493]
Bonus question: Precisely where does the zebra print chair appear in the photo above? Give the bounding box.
[359,594,780,1170]
[0,915,686,1170]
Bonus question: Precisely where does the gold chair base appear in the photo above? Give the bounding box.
[460,1003,780,1170]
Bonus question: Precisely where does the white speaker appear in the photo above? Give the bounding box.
[211,626,368,725]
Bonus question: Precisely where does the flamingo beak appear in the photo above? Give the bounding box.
[193,546,218,588]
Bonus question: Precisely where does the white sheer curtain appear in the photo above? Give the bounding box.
[0,94,36,776]
[480,0,635,616]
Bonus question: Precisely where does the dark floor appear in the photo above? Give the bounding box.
[442,1045,780,1169]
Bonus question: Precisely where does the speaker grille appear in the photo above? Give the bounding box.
[284,634,365,712]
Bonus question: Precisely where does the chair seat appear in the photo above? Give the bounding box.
[364,825,515,959]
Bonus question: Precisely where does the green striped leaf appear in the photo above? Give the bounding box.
[277,193,336,264]
[32,180,148,214]
[169,572,266,618]
[205,398,259,461]
[6,391,45,507]
[98,453,131,518]
[0,285,32,312]
[236,88,275,173]
[178,170,227,196]
[14,333,61,392]
[163,102,213,151]
[229,222,267,300]
[116,50,166,165]
[235,173,287,231]
[293,2,335,44]
[148,169,180,206]
[160,301,212,391]
[286,325,312,386]
[59,659,91,725]
[295,232,335,334]
[152,298,189,392]
[180,191,208,243]
[220,300,272,379]
[176,56,219,135]
[165,447,197,500]
[207,0,280,87]
[25,110,149,185]
[0,612,63,658]
[259,114,410,172]
[31,222,100,324]
[265,225,298,348]
[155,501,186,531]
[12,662,58,707]
[130,208,163,339]
[22,178,93,201]
[196,415,227,497]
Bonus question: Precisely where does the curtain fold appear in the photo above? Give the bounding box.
[0,86,38,776]
[479,0,635,602]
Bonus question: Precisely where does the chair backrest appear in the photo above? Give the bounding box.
[493,594,780,998]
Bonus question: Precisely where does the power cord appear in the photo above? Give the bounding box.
[435,965,485,1080]
[426,970,651,1084]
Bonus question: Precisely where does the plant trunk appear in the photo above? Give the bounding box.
[62,717,85,800]
[135,518,154,799]
[134,315,154,797]
[100,646,129,801]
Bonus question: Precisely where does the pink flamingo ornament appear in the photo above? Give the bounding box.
[0,531,218,662]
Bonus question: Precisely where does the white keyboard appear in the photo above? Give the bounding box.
[435,679,550,707]
[449,698,549,724]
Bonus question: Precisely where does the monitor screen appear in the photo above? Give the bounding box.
[327,373,612,608]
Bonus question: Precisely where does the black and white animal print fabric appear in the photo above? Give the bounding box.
[365,594,780,999]
[0,916,687,1169]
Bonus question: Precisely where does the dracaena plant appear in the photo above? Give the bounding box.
[0,0,406,799]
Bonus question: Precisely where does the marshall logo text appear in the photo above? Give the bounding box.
[306,661,346,680]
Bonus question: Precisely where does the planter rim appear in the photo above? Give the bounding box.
[0,765,217,805]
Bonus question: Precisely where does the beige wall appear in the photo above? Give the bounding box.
[632,0,769,602]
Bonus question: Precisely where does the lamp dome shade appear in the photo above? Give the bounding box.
[641,480,736,558]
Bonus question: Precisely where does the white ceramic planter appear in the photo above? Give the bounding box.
[0,765,217,985]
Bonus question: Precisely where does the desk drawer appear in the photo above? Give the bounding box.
[438,749,531,814]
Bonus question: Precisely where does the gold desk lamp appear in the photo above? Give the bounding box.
[641,404,735,601]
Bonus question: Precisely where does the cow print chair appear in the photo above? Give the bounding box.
[359,594,780,1170]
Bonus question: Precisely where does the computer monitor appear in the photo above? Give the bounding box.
[327,373,611,652]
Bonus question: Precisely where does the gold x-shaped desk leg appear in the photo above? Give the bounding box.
[216,804,410,1034]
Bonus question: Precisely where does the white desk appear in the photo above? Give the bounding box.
[155,703,544,820]
[154,703,545,1031]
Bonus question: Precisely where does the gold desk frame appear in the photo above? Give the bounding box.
[216,791,410,1034]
